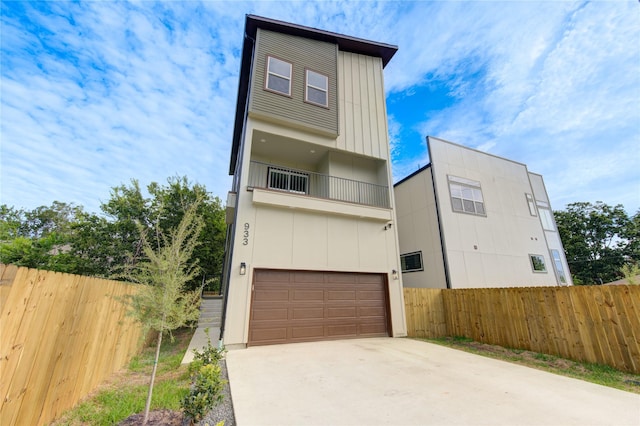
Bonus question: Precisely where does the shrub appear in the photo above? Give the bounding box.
[182,329,226,424]
[182,363,226,423]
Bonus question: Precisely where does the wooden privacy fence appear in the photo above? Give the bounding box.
[404,285,640,373]
[0,265,145,426]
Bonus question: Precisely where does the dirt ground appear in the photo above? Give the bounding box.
[118,409,185,426]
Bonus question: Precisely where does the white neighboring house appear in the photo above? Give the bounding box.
[220,15,407,348]
[394,136,572,289]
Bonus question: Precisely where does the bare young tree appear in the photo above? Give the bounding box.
[121,200,203,425]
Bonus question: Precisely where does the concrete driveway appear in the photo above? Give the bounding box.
[226,337,639,426]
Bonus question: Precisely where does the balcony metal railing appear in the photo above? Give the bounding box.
[248,161,390,209]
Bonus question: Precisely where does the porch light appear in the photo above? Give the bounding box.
[240,262,247,275]
[392,269,398,280]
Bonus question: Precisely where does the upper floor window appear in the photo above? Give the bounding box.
[265,56,292,96]
[448,176,485,216]
[536,201,555,231]
[525,193,537,216]
[401,251,424,273]
[305,69,328,107]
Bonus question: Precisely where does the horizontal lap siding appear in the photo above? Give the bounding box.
[249,270,388,345]
[251,29,338,136]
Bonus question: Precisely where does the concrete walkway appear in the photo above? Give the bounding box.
[226,337,640,426]
[181,296,223,364]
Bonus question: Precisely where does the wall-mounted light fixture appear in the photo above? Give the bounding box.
[240,262,247,275]
[392,269,398,280]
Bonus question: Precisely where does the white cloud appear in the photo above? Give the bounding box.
[1,0,638,216]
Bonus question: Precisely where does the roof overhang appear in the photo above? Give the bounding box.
[229,15,398,175]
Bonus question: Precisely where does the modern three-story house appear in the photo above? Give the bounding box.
[220,15,407,348]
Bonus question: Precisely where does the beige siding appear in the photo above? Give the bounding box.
[222,118,406,347]
[250,29,338,136]
[395,168,448,288]
[337,51,389,160]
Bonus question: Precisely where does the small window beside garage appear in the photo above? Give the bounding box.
[401,251,424,273]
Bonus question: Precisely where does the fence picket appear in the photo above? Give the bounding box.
[0,266,143,426]
[404,285,640,374]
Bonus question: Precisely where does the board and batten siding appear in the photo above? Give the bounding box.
[337,51,390,160]
[249,29,338,136]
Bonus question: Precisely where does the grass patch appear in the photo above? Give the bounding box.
[423,336,640,394]
[53,327,194,425]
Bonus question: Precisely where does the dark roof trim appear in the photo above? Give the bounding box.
[394,164,432,187]
[245,15,398,67]
[229,15,398,175]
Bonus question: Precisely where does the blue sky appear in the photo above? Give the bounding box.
[1,1,639,215]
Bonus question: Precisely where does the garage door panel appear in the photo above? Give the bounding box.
[250,327,287,343]
[327,324,358,337]
[293,271,325,283]
[358,306,386,317]
[254,270,291,283]
[254,289,289,301]
[327,307,357,318]
[327,290,356,300]
[358,290,385,301]
[252,307,289,321]
[291,325,325,339]
[249,270,389,346]
[293,289,324,301]
[293,307,324,319]
[357,275,384,284]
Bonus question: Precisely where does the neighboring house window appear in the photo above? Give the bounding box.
[265,56,292,96]
[401,251,424,273]
[448,176,485,216]
[529,254,547,273]
[537,201,555,231]
[550,249,568,284]
[305,69,328,107]
[526,193,537,216]
[268,167,308,194]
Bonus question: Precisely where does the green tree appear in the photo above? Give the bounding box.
[0,202,82,271]
[0,205,23,241]
[0,177,226,287]
[555,202,635,285]
[148,176,226,291]
[120,201,203,425]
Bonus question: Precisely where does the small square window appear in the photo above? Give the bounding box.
[530,254,547,273]
[401,251,424,273]
[305,69,328,107]
[265,56,292,96]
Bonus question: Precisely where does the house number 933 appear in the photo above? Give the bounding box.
[242,223,250,245]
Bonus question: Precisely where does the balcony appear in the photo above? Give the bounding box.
[247,161,390,209]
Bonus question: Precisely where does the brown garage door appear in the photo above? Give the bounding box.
[249,269,389,346]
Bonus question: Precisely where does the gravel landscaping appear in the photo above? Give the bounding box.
[196,358,236,426]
